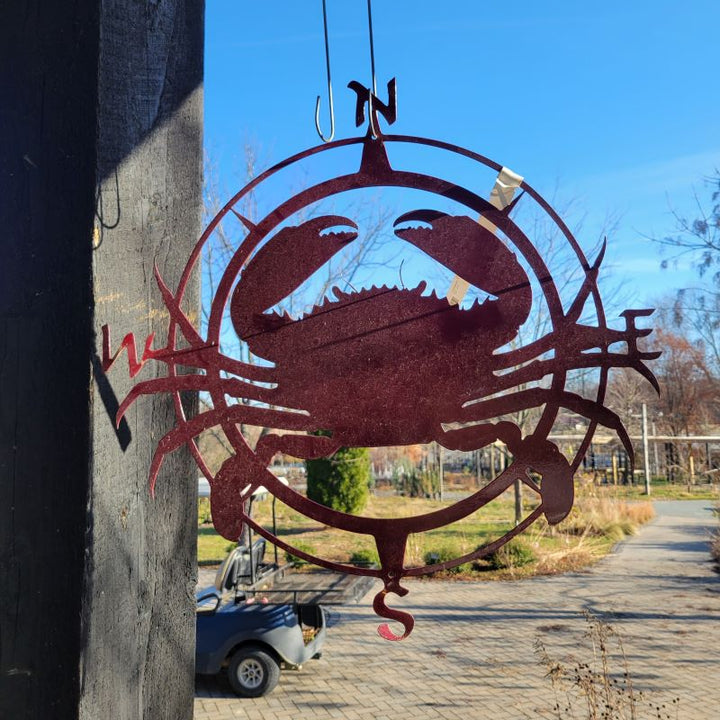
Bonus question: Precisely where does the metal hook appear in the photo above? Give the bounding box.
[314,0,335,142]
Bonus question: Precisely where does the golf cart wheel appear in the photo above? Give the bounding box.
[227,646,280,698]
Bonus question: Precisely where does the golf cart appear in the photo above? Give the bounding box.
[195,479,326,698]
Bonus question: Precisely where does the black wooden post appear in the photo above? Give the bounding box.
[0,3,203,719]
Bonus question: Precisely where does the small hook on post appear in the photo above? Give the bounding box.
[315,0,335,142]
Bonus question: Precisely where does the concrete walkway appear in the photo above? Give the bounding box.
[195,501,720,719]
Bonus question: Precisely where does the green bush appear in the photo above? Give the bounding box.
[349,549,379,567]
[487,539,536,570]
[285,541,315,567]
[306,445,370,514]
[198,497,212,525]
[423,546,467,574]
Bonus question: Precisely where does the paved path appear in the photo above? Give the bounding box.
[195,501,720,719]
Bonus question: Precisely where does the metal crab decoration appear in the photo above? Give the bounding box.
[103,82,658,640]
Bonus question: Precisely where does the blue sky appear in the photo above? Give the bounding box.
[204,1,720,308]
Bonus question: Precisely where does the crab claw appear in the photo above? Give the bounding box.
[231,215,357,340]
[393,211,532,329]
[517,435,574,525]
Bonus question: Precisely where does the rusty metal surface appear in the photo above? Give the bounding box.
[103,100,657,640]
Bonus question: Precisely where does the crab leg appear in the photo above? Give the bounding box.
[254,433,340,466]
[491,349,660,395]
[166,346,276,381]
[144,403,318,493]
[147,265,276,382]
[209,435,340,542]
[209,352,276,380]
[494,320,657,371]
[210,454,260,541]
[116,374,277,424]
[231,215,358,340]
[436,419,573,524]
[438,421,522,454]
[457,387,633,459]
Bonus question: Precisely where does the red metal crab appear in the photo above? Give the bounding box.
[103,121,658,640]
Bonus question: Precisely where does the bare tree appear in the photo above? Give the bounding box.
[650,329,718,436]
[649,325,719,482]
[654,171,720,371]
[604,366,656,437]
[656,171,720,283]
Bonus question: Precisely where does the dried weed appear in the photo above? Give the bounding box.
[535,612,680,720]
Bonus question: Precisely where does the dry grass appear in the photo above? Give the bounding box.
[562,496,655,541]
[711,533,720,567]
[536,612,680,719]
[480,496,656,579]
[198,483,656,578]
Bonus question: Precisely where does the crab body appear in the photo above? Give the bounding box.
[231,213,532,448]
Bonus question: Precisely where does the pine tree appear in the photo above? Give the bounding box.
[306,447,370,514]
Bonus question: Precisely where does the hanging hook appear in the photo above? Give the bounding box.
[314,0,335,142]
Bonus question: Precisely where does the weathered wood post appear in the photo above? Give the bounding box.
[1,2,203,718]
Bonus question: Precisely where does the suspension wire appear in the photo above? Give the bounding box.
[314,0,335,142]
[366,0,377,95]
[314,0,381,140]
[366,0,379,138]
